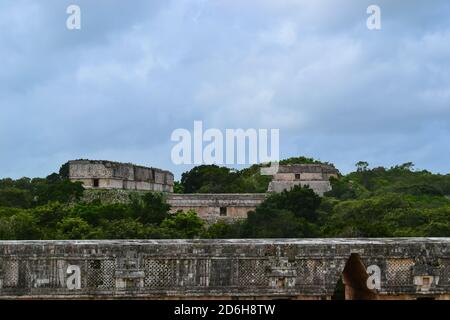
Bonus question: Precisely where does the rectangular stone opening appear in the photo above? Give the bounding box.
[220,207,227,216]
[295,174,301,180]
[93,178,99,187]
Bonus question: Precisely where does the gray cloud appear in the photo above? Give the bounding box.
[0,0,449,179]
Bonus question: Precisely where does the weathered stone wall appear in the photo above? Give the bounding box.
[68,160,174,192]
[268,180,333,195]
[167,194,267,223]
[0,239,448,300]
[268,164,339,196]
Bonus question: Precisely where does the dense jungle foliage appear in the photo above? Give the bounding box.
[0,158,448,239]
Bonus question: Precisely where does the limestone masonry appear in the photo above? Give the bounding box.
[0,238,448,299]
[68,160,174,192]
[166,193,267,223]
[268,164,339,196]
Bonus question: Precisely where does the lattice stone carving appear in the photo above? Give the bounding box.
[439,258,450,285]
[296,259,326,285]
[86,259,115,289]
[3,259,19,288]
[385,259,414,286]
[144,259,177,288]
[237,259,267,287]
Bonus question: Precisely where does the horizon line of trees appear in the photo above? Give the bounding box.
[0,157,448,240]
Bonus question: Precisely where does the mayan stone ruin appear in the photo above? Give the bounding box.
[166,193,268,223]
[0,238,448,300]
[267,164,339,196]
[67,160,338,222]
[1,161,449,300]
[67,160,174,192]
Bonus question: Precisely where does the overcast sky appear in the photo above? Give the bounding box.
[1,0,449,179]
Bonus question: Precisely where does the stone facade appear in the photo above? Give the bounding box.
[68,160,174,192]
[0,238,448,300]
[267,164,339,196]
[167,194,267,223]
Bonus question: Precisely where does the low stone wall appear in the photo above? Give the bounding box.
[166,194,267,223]
[0,238,449,300]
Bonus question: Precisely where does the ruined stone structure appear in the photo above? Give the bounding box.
[167,194,267,223]
[267,164,339,196]
[65,160,339,221]
[67,160,174,192]
[167,164,339,221]
[0,238,448,300]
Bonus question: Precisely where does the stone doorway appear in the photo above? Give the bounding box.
[335,253,378,300]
